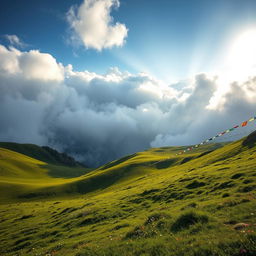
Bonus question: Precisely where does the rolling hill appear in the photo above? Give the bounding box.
[0,132,256,256]
[0,142,86,167]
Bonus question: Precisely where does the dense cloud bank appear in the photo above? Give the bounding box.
[0,45,256,166]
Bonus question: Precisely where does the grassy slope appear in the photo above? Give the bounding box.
[0,136,255,256]
[0,148,90,203]
[0,142,85,167]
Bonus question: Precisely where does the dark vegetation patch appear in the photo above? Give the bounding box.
[15,215,34,221]
[39,231,59,239]
[238,185,256,193]
[155,159,177,169]
[231,173,245,179]
[218,167,230,171]
[179,177,194,182]
[140,189,161,196]
[57,207,79,215]
[78,211,125,227]
[20,228,37,235]
[79,216,107,226]
[171,211,209,232]
[13,242,31,251]
[68,231,86,238]
[111,223,130,230]
[211,181,235,191]
[19,192,56,199]
[243,179,254,184]
[130,182,198,204]
[196,150,214,158]
[242,130,256,148]
[180,157,194,164]
[186,180,206,189]
[130,188,193,204]
[222,193,230,198]
[14,236,31,246]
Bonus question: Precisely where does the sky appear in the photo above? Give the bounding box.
[1,0,256,166]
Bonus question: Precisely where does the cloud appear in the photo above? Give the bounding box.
[0,44,256,167]
[67,0,128,50]
[4,35,26,48]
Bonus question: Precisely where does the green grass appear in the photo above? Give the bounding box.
[0,133,256,256]
[0,142,85,167]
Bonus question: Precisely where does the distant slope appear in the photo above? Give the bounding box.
[0,142,86,167]
[0,147,90,202]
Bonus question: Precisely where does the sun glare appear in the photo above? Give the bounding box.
[208,27,256,110]
[225,28,256,81]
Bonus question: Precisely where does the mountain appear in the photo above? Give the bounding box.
[0,142,86,167]
[0,133,255,256]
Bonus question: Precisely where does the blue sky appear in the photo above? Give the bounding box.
[1,0,256,82]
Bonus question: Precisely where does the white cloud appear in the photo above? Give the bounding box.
[0,45,20,74]
[0,44,256,166]
[4,34,25,48]
[18,50,64,82]
[67,0,128,50]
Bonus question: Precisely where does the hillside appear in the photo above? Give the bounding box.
[0,133,256,256]
[0,142,86,167]
[0,147,92,202]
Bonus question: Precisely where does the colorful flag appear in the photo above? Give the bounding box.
[171,116,255,158]
[241,121,248,127]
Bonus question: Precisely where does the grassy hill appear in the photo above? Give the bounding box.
[0,146,92,203]
[0,133,256,256]
[0,142,86,167]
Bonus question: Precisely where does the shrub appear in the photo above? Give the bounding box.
[171,211,209,232]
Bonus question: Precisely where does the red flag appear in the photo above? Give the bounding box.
[241,121,248,127]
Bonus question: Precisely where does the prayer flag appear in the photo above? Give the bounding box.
[241,121,248,127]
